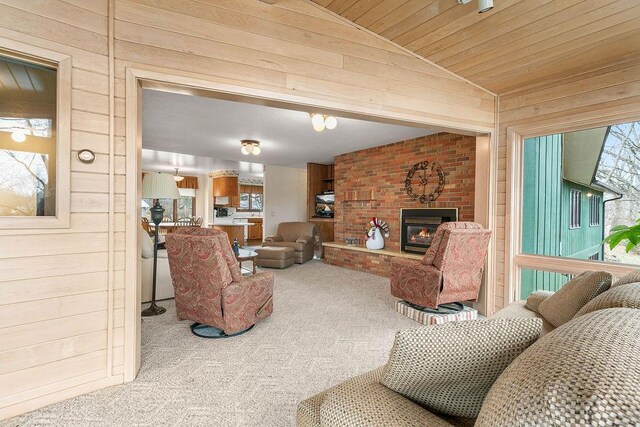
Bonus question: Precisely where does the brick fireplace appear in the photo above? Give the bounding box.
[324,132,476,277]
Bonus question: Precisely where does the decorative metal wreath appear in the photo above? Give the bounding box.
[405,160,446,203]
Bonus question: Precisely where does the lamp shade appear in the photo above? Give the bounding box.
[142,172,180,199]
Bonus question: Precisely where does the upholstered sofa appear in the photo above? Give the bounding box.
[140,228,173,302]
[298,270,640,426]
[263,222,317,264]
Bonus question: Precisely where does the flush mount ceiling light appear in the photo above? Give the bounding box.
[241,139,261,155]
[457,0,493,13]
[173,168,185,182]
[310,113,337,132]
[11,129,26,142]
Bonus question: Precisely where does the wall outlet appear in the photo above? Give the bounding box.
[271,211,276,217]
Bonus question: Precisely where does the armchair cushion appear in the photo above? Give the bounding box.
[261,241,306,252]
[525,290,554,313]
[380,318,543,418]
[537,270,612,327]
[264,234,283,242]
[166,234,233,326]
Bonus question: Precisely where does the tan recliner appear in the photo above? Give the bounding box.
[263,222,317,264]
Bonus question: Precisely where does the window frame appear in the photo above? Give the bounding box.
[143,197,196,223]
[589,194,601,227]
[236,187,263,213]
[568,189,581,229]
[0,43,71,230]
[507,122,640,308]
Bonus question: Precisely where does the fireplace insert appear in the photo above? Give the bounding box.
[401,208,458,254]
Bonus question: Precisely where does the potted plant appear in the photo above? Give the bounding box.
[603,218,640,253]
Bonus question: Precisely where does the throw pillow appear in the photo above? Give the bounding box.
[574,281,640,318]
[525,290,554,313]
[380,318,542,419]
[140,228,154,259]
[476,308,640,426]
[537,270,611,327]
[612,269,640,288]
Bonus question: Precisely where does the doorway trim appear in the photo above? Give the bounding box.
[124,67,496,380]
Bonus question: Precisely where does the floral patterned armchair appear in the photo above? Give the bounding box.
[165,228,273,336]
[391,222,491,310]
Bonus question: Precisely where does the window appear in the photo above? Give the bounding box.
[569,190,581,229]
[589,195,601,226]
[518,121,640,298]
[141,189,195,223]
[0,50,70,228]
[237,185,263,212]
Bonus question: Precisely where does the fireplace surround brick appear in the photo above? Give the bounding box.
[325,132,476,276]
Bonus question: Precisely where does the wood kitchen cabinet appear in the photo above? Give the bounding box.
[248,218,263,240]
[212,225,244,246]
[212,176,239,197]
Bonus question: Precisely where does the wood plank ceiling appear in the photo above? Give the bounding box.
[311,0,640,94]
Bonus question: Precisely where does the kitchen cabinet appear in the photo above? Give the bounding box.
[212,176,239,197]
[212,225,245,246]
[248,218,263,240]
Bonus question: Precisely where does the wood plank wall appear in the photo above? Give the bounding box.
[0,0,123,419]
[0,0,494,419]
[495,58,640,311]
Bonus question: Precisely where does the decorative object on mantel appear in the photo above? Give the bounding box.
[345,237,360,246]
[365,217,389,250]
[405,160,446,203]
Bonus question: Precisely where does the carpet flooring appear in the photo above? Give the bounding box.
[3,261,419,426]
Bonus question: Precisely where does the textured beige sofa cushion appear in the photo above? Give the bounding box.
[490,300,555,336]
[574,281,640,318]
[476,308,640,427]
[525,290,554,313]
[380,318,542,419]
[612,269,640,288]
[537,270,611,327]
[297,367,453,427]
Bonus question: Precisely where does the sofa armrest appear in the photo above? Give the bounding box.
[525,290,554,313]
[296,235,314,244]
[264,234,283,242]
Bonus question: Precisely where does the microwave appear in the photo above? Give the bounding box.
[315,193,334,218]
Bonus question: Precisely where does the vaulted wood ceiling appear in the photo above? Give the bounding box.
[311,0,640,94]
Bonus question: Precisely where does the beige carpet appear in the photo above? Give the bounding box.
[3,261,418,426]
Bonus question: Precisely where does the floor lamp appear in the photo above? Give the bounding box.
[141,172,180,316]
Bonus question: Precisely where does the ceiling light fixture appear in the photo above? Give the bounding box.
[11,129,26,143]
[310,113,337,132]
[241,140,261,156]
[457,0,493,13]
[173,168,185,182]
